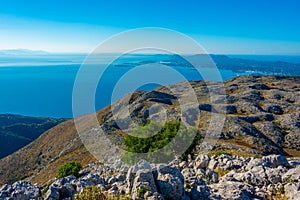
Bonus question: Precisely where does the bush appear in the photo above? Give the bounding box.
[58,161,82,178]
[137,187,147,198]
[122,121,202,163]
[124,121,180,153]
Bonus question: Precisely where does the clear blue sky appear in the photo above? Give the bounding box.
[0,0,300,54]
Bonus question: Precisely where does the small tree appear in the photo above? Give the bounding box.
[58,161,82,178]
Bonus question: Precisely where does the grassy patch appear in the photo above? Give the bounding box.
[267,186,288,200]
[214,151,232,157]
[215,166,230,177]
[74,186,106,200]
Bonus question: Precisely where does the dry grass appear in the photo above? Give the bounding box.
[284,148,300,158]
[214,166,230,177]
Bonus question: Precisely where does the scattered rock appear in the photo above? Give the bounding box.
[1,154,300,199]
[249,83,270,90]
[0,182,42,200]
[266,105,284,115]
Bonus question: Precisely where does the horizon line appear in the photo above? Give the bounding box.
[1,49,300,56]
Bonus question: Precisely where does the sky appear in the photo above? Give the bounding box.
[0,0,300,54]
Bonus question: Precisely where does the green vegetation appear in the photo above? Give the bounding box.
[74,186,106,200]
[214,151,232,157]
[184,182,191,190]
[122,121,202,164]
[42,180,56,196]
[137,187,147,198]
[267,186,288,200]
[287,178,295,184]
[106,195,131,200]
[74,186,131,200]
[58,161,82,178]
[215,166,230,177]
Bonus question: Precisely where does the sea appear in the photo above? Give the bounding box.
[0,54,299,118]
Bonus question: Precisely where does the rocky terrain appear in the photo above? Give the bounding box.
[1,154,300,199]
[0,75,299,199]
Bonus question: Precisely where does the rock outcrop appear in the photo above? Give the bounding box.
[2,154,299,199]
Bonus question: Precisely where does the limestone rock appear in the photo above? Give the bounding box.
[154,164,185,200]
[284,182,300,200]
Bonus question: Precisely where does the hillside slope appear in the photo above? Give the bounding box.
[0,114,65,159]
[0,76,299,186]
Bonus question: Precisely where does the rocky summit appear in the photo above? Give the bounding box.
[1,154,300,199]
[0,76,299,199]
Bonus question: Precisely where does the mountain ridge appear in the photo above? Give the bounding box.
[0,75,299,187]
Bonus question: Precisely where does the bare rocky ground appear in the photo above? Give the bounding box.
[1,154,300,199]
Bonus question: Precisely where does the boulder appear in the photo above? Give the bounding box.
[265,166,286,184]
[45,184,60,200]
[282,166,300,183]
[209,181,254,200]
[154,164,185,200]
[131,169,157,199]
[262,155,291,168]
[284,182,300,200]
[194,154,210,169]
[188,185,211,200]
[126,160,153,195]
[45,176,77,200]
[208,159,219,170]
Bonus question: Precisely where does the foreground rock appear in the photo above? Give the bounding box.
[2,154,300,199]
[0,182,41,200]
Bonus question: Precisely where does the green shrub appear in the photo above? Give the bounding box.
[137,187,147,198]
[58,161,82,178]
[122,121,202,163]
[215,166,230,177]
[74,186,106,200]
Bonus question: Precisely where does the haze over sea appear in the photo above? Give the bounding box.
[0,53,299,118]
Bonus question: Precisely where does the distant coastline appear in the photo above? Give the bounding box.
[0,53,299,118]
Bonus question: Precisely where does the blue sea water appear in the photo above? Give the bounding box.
[0,54,298,118]
[0,64,237,118]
